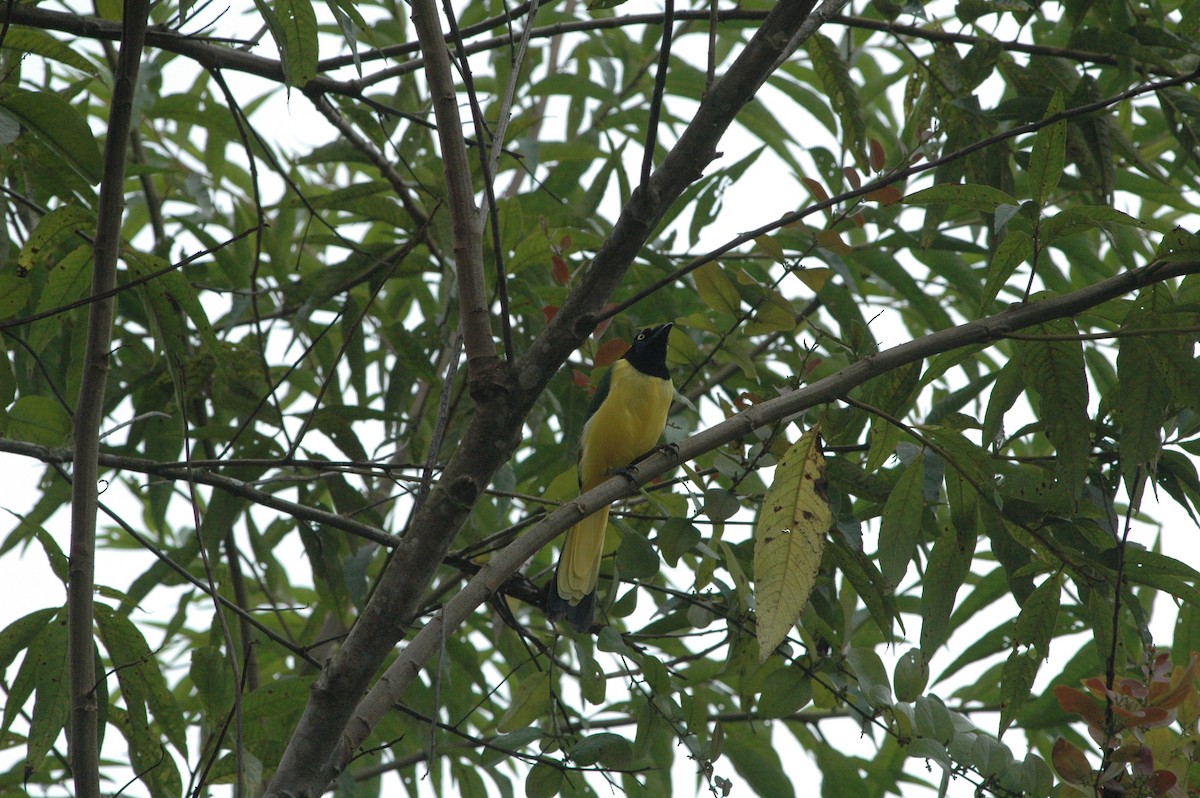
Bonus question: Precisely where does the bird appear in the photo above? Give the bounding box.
[546,322,675,633]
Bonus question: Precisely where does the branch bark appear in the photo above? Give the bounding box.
[67,2,149,795]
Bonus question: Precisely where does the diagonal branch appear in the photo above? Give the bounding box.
[350,258,1200,771]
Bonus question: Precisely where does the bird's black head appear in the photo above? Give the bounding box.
[623,323,672,379]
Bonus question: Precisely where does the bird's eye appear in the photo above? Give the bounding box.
[637,332,646,340]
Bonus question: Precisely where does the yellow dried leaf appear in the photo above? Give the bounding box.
[754,427,831,662]
[816,229,853,255]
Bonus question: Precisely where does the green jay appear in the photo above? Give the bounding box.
[547,323,674,632]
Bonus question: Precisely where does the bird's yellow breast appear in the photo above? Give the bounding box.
[578,359,673,491]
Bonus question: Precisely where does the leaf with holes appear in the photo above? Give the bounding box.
[755,427,831,662]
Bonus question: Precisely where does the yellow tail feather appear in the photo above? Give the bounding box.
[556,506,610,603]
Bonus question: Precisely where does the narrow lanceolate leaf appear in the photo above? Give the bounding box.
[902,183,1019,212]
[878,454,925,588]
[1117,289,1172,487]
[999,648,1040,737]
[807,34,868,168]
[20,611,69,774]
[95,605,189,756]
[17,204,96,274]
[1029,91,1067,205]
[0,90,103,184]
[275,0,319,87]
[981,230,1032,310]
[0,29,98,75]
[919,525,975,656]
[1017,315,1090,498]
[1118,334,1168,483]
[1011,576,1061,658]
[755,427,831,663]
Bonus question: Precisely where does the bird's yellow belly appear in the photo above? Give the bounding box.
[578,361,673,490]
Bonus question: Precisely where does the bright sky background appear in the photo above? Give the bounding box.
[3,1,1199,796]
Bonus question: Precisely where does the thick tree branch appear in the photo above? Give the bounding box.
[67,2,149,795]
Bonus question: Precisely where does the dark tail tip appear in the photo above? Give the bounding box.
[545,585,597,634]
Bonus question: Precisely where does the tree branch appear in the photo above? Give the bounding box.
[345,258,1200,771]
[266,2,823,795]
[68,2,149,795]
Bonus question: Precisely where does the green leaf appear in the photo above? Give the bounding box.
[1117,333,1168,482]
[1029,91,1066,204]
[18,204,96,274]
[999,648,1039,737]
[1011,577,1060,657]
[0,608,62,739]
[34,527,68,584]
[95,605,189,756]
[903,183,1019,212]
[1041,206,1144,242]
[614,526,659,580]
[981,230,1032,309]
[1017,316,1090,497]
[0,274,33,318]
[190,645,232,718]
[1108,548,1200,606]
[6,396,71,446]
[0,90,103,184]
[723,724,796,798]
[806,33,868,168]
[920,526,975,656]
[1154,227,1200,261]
[757,665,813,718]
[497,671,550,733]
[692,262,740,317]
[570,732,632,768]
[524,762,563,798]
[0,28,98,74]
[655,518,701,567]
[30,246,93,352]
[274,0,319,87]
[23,613,69,774]
[878,454,925,587]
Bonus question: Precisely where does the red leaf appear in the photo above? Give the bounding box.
[1149,652,1199,710]
[734,392,761,410]
[801,177,830,203]
[542,305,559,324]
[1150,770,1177,795]
[869,138,886,172]
[1054,685,1107,729]
[591,306,619,339]
[594,337,627,367]
[571,369,591,390]
[865,185,903,206]
[560,233,572,251]
[552,255,570,285]
[842,167,861,190]
[1051,737,1093,786]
